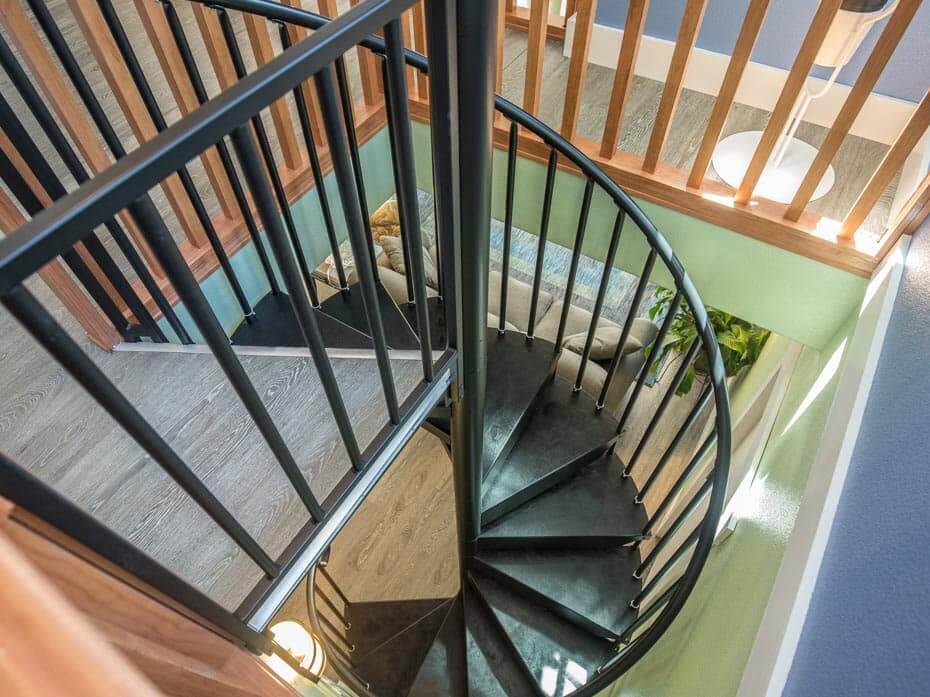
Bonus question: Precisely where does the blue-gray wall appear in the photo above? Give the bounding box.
[782,220,930,695]
[595,1,930,102]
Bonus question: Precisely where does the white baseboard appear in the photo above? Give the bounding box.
[565,17,917,145]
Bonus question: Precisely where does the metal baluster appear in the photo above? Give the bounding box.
[617,291,682,437]
[229,123,363,470]
[96,0,256,324]
[159,0,281,299]
[625,336,703,476]
[384,19,433,381]
[317,612,355,654]
[315,588,349,628]
[318,565,352,608]
[576,209,625,390]
[597,249,657,409]
[631,527,700,609]
[636,383,713,504]
[527,149,558,338]
[276,21,347,290]
[1,285,278,577]
[642,431,717,539]
[315,65,400,424]
[617,582,679,646]
[500,121,518,333]
[128,194,325,522]
[634,477,711,579]
[554,178,594,350]
[215,7,320,307]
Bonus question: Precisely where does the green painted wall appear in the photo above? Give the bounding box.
[157,129,396,342]
[412,121,866,350]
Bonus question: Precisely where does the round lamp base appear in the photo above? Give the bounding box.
[711,131,835,204]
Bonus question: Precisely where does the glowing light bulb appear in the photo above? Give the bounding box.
[267,620,326,682]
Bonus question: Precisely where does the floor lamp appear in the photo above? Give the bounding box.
[712,0,899,203]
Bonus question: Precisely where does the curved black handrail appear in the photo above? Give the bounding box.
[208,1,731,694]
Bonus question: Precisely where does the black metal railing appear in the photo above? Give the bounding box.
[0,0,457,682]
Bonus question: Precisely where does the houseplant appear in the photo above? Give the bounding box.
[648,287,770,396]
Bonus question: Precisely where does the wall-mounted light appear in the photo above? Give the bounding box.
[266,620,327,683]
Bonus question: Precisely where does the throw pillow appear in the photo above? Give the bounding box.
[562,326,643,359]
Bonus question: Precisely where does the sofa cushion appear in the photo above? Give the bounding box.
[377,265,438,304]
[487,270,553,334]
[380,235,439,289]
[562,326,642,359]
[487,312,519,332]
[534,300,616,345]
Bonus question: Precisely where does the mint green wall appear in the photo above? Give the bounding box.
[412,121,866,351]
[157,129,396,342]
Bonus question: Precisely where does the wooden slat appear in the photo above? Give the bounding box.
[599,0,650,158]
[840,91,930,240]
[734,0,843,204]
[0,189,121,351]
[642,0,708,174]
[242,13,305,171]
[876,170,930,260]
[282,0,328,143]
[66,0,208,249]
[348,0,383,106]
[560,0,597,140]
[412,1,429,99]
[785,0,922,221]
[133,0,239,219]
[191,4,238,89]
[523,0,549,115]
[687,0,770,188]
[496,0,507,93]
[401,10,418,93]
[0,0,163,275]
[0,529,164,697]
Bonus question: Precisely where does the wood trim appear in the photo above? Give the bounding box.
[599,0,650,158]
[409,98,876,277]
[642,0,708,174]
[0,189,121,351]
[66,0,209,250]
[0,528,164,697]
[876,170,930,260]
[505,6,566,41]
[560,0,597,141]
[785,0,922,221]
[132,0,239,220]
[734,0,843,204]
[522,0,549,115]
[348,0,384,106]
[840,90,930,240]
[0,0,162,275]
[687,0,770,189]
[242,13,305,172]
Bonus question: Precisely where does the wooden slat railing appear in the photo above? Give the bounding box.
[523,0,548,115]
[599,0,649,158]
[560,0,596,141]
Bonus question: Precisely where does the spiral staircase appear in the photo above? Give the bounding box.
[0,1,731,696]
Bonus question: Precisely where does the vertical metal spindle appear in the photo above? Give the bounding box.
[1,285,278,577]
[554,178,594,350]
[635,477,711,579]
[597,249,657,409]
[159,0,281,299]
[230,123,363,470]
[215,7,320,307]
[276,21,347,290]
[335,57,379,273]
[526,149,558,338]
[575,209,625,390]
[625,336,703,476]
[128,194,325,521]
[632,527,700,609]
[642,431,717,539]
[617,291,682,437]
[500,121,518,333]
[637,383,713,504]
[384,19,433,381]
[315,65,400,424]
[96,0,256,324]
[318,565,352,608]
[618,582,679,646]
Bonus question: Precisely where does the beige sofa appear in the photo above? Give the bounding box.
[374,254,658,416]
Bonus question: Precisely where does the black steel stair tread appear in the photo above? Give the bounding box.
[408,596,468,697]
[397,296,447,350]
[481,380,618,525]
[348,598,452,697]
[344,596,449,662]
[479,453,647,547]
[464,583,539,697]
[230,292,373,349]
[473,548,642,640]
[469,573,615,695]
[319,282,420,349]
[482,330,556,481]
